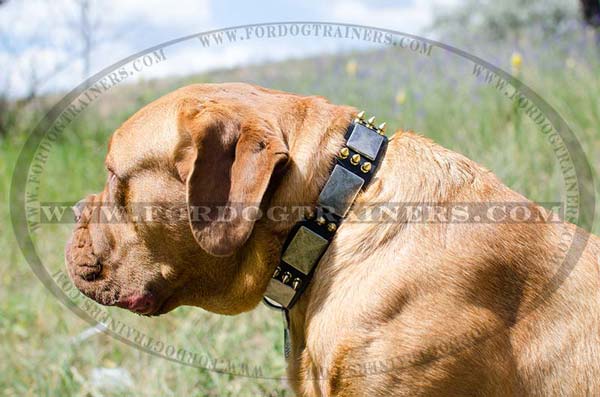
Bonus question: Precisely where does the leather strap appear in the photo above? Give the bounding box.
[264,114,389,310]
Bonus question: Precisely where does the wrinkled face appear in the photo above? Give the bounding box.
[65,83,292,316]
[64,169,203,316]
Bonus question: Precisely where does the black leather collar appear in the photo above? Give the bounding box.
[263,112,389,311]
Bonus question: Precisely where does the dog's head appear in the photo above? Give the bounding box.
[65,83,305,316]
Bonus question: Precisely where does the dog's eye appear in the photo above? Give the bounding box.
[110,172,118,184]
[107,169,120,196]
[107,168,128,208]
[107,168,119,183]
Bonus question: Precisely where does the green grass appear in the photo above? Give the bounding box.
[1,41,599,396]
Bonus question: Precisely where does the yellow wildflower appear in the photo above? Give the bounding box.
[511,52,522,73]
[395,90,406,105]
[345,60,358,77]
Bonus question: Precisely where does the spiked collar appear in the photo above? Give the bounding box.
[263,112,389,311]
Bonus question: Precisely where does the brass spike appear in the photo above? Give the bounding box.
[367,116,376,126]
[292,278,302,290]
[361,162,372,173]
[316,216,326,225]
[327,223,337,232]
[356,110,365,120]
[350,154,361,165]
[339,147,350,159]
[282,272,291,284]
[378,122,387,132]
[273,266,281,278]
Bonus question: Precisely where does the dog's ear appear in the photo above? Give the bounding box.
[177,98,289,257]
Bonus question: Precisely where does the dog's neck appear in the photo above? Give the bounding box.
[261,99,389,380]
[267,98,357,235]
[268,103,487,388]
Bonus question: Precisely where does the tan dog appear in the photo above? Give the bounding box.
[66,83,600,396]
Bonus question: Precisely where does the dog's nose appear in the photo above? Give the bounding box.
[80,258,103,282]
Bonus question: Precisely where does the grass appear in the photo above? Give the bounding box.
[1,35,600,396]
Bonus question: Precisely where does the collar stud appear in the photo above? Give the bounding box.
[339,147,350,159]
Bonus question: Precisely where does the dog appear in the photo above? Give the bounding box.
[66,82,600,396]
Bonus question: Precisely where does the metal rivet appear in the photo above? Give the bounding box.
[316,216,326,225]
[361,162,372,173]
[273,267,281,278]
[282,272,291,284]
[327,223,337,232]
[292,278,302,290]
[339,147,350,159]
[350,154,361,165]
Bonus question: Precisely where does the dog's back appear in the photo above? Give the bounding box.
[297,132,600,396]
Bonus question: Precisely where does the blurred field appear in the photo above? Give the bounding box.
[1,35,600,396]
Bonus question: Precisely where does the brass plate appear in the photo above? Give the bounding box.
[347,123,385,160]
[282,226,329,274]
[318,165,364,217]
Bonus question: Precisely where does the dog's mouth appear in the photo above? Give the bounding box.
[69,266,174,316]
[65,239,172,317]
[146,294,173,317]
[112,290,173,317]
[72,277,173,317]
